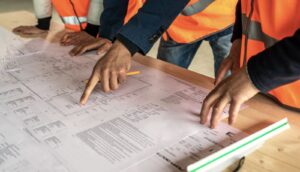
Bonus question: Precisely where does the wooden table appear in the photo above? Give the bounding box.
[1,11,300,172]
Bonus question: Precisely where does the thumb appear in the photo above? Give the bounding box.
[214,58,233,86]
[97,43,112,56]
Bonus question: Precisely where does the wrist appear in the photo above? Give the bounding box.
[115,34,140,56]
[244,65,260,92]
[36,17,51,30]
[114,40,131,56]
[84,23,99,37]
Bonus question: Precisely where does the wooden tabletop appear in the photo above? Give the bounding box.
[1,11,300,172]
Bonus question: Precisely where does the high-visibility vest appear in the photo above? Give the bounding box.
[51,0,90,31]
[125,0,145,24]
[124,0,237,43]
[162,0,237,43]
[240,0,300,109]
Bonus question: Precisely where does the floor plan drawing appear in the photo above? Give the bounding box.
[0,27,245,172]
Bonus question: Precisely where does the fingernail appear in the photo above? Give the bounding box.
[97,51,104,55]
[200,119,204,124]
[80,101,85,106]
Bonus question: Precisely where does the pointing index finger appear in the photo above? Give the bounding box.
[80,73,100,105]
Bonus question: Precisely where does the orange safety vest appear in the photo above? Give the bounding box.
[124,0,237,44]
[163,0,237,43]
[51,0,90,31]
[240,0,300,109]
[125,0,145,24]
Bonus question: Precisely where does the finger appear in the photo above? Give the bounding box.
[232,61,240,74]
[18,27,32,34]
[97,43,112,55]
[13,26,23,33]
[61,33,71,44]
[215,58,232,85]
[23,29,41,35]
[61,37,73,46]
[73,46,88,56]
[70,44,90,56]
[118,70,127,84]
[228,100,242,125]
[80,73,100,105]
[200,89,222,125]
[15,26,29,33]
[61,38,72,46]
[101,69,110,92]
[61,33,78,45]
[110,71,119,90]
[20,30,39,36]
[71,40,82,46]
[210,94,230,129]
[69,45,83,56]
[72,42,101,56]
[67,38,81,46]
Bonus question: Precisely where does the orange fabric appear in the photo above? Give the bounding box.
[125,0,145,24]
[63,23,87,31]
[241,0,300,108]
[164,0,237,43]
[125,0,237,43]
[51,0,90,31]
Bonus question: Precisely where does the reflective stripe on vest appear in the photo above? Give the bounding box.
[240,0,300,109]
[61,16,87,25]
[51,0,90,31]
[182,0,215,16]
[241,14,278,48]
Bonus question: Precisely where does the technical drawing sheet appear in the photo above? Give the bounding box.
[0,28,247,172]
[0,27,39,72]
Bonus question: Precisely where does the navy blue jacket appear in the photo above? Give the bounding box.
[99,0,189,54]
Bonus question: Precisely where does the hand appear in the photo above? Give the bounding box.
[200,66,259,128]
[80,40,132,105]
[214,39,242,85]
[69,37,112,56]
[13,26,47,36]
[61,31,94,46]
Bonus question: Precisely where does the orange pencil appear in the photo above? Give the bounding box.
[83,70,140,84]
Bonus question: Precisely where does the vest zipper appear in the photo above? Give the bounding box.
[69,0,83,31]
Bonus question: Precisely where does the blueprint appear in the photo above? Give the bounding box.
[0,28,245,172]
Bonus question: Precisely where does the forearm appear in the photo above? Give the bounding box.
[117,0,189,55]
[247,29,300,92]
[99,0,128,40]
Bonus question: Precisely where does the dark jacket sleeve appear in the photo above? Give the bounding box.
[99,0,129,41]
[116,0,189,54]
[84,23,100,37]
[36,17,52,30]
[247,29,300,92]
